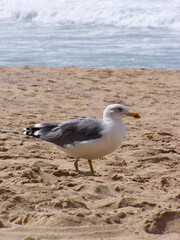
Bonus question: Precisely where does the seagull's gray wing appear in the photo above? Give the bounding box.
[25,118,104,147]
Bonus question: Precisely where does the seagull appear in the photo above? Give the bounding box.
[24,104,140,174]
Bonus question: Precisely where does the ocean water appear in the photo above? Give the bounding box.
[0,0,180,69]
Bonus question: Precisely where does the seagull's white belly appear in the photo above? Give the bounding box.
[60,120,126,159]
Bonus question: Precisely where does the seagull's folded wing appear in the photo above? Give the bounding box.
[26,118,104,148]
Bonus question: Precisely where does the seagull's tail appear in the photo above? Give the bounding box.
[24,122,59,139]
[24,127,41,138]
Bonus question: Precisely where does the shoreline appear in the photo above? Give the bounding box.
[1,65,180,70]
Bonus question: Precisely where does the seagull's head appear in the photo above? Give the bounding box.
[103,104,141,121]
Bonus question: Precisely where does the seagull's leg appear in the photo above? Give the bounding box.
[88,159,95,174]
[74,159,79,171]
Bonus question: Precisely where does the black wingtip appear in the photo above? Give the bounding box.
[23,127,40,138]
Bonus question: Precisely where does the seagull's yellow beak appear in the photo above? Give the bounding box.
[126,112,141,118]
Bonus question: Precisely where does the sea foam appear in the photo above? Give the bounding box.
[0,0,180,30]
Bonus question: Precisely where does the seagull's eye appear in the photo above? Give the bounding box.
[117,107,123,112]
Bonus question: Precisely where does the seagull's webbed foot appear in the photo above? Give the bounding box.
[74,159,95,175]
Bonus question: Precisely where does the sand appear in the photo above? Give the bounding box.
[0,66,179,240]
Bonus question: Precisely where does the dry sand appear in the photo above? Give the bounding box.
[0,66,179,240]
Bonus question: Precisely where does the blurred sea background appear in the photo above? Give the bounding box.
[0,0,180,69]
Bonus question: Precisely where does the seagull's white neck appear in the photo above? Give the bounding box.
[102,110,126,152]
[103,109,110,121]
[103,110,123,122]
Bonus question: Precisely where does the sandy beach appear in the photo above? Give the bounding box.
[0,66,179,240]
